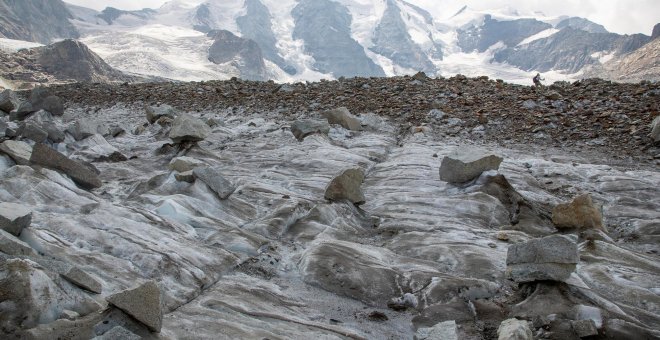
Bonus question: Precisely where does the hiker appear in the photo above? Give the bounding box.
[533,73,544,87]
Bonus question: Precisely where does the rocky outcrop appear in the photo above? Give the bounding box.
[506,235,578,282]
[0,202,32,236]
[324,168,365,204]
[169,113,211,143]
[29,143,102,189]
[0,0,79,44]
[556,17,608,34]
[96,7,155,25]
[458,15,552,52]
[207,30,267,81]
[552,193,604,230]
[292,0,385,77]
[439,146,503,183]
[588,37,660,82]
[107,281,162,332]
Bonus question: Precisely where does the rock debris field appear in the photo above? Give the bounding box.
[0,75,659,340]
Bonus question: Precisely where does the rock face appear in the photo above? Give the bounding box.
[292,0,385,77]
[322,107,362,131]
[324,168,365,204]
[169,113,211,143]
[497,318,533,340]
[506,235,579,282]
[193,167,235,199]
[0,202,32,236]
[458,15,552,53]
[106,281,162,332]
[0,0,79,44]
[207,30,267,81]
[0,140,33,165]
[29,143,102,189]
[439,147,503,183]
[290,119,330,141]
[552,194,603,230]
[556,17,608,34]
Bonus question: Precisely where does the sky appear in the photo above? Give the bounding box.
[63,0,659,35]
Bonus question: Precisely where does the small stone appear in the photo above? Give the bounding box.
[107,281,162,332]
[168,156,206,173]
[439,146,503,183]
[322,107,362,131]
[497,318,533,340]
[571,319,598,338]
[290,119,330,141]
[416,320,458,340]
[0,140,32,165]
[0,202,33,236]
[0,229,35,256]
[30,143,102,189]
[324,168,365,204]
[175,170,195,183]
[62,267,102,294]
[169,113,211,143]
[193,167,235,199]
[552,194,603,230]
[506,234,578,282]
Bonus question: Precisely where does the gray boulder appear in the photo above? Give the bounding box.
[0,202,32,236]
[506,235,579,282]
[290,119,330,141]
[0,229,35,256]
[62,267,102,294]
[193,167,235,199]
[497,318,533,340]
[439,146,503,183]
[18,122,48,143]
[145,104,177,124]
[169,113,211,143]
[67,119,102,141]
[324,168,365,204]
[416,320,458,340]
[29,88,64,116]
[0,140,33,165]
[107,280,162,332]
[322,107,362,131]
[29,143,102,189]
[0,89,19,112]
[92,326,141,340]
[651,115,660,143]
[168,156,206,173]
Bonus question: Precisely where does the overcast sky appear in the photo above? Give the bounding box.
[64,0,659,35]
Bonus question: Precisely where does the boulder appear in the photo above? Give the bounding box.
[145,104,177,124]
[0,202,32,236]
[18,121,48,143]
[322,107,362,131]
[168,156,206,173]
[324,168,365,204]
[415,320,458,340]
[62,266,102,294]
[0,229,35,256]
[290,119,330,141]
[0,89,19,112]
[497,318,533,340]
[506,234,578,282]
[67,118,101,141]
[107,280,162,332]
[29,143,102,189]
[439,146,503,183]
[193,167,235,199]
[650,115,660,143]
[0,140,33,165]
[552,194,603,230]
[12,101,34,121]
[175,170,195,183]
[571,319,598,338]
[169,113,211,143]
[92,326,141,340]
[43,123,66,143]
[30,88,64,116]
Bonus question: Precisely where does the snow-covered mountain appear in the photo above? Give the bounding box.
[1,0,657,84]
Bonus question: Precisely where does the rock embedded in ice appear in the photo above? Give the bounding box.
[174,170,195,182]
[0,229,35,255]
[439,146,503,183]
[0,89,19,112]
[552,194,603,230]
[62,266,102,294]
[506,234,578,282]
[650,115,660,143]
[169,113,211,143]
[416,320,458,340]
[92,325,141,340]
[322,107,362,131]
[571,319,598,338]
[168,156,206,173]
[497,318,533,340]
[145,104,177,124]
[30,143,102,189]
[324,168,365,204]
[0,140,33,165]
[193,167,235,199]
[0,202,32,236]
[67,118,102,141]
[290,119,330,141]
[107,280,162,333]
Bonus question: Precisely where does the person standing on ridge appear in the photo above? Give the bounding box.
[533,73,544,87]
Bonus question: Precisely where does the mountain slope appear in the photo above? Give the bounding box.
[0,0,79,44]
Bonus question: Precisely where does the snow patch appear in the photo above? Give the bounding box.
[0,38,43,52]
[518,28,559,46]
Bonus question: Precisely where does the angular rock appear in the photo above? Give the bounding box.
[29,143,102,189]
[168,156,206,173]
[0,89,19,112]
[193,167,235,199]
[0,140,33,165]
[19,121,48,143]
[497,318,533,340]
[552,194,603,230]
[59,309,79,320]
[0,202,33,236]
[324,168,365,204]
[175,170,195,183]
[92,326,141,340]
[439,146,503,183]
[650,115,660,143]
[290,119,330,141]
[169,113,211,143]
[322,107,362,131]
[43,123,66,143]
[0,229,35,256]
[29,88,64,116]
[62,267,102,294]
[67,119,101,141]
[506,234,579,282]
[416,320,458,340]
[571,319,598,338]
[145,104,177,124]
[12,101,35,121]
[107,280,162,332]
